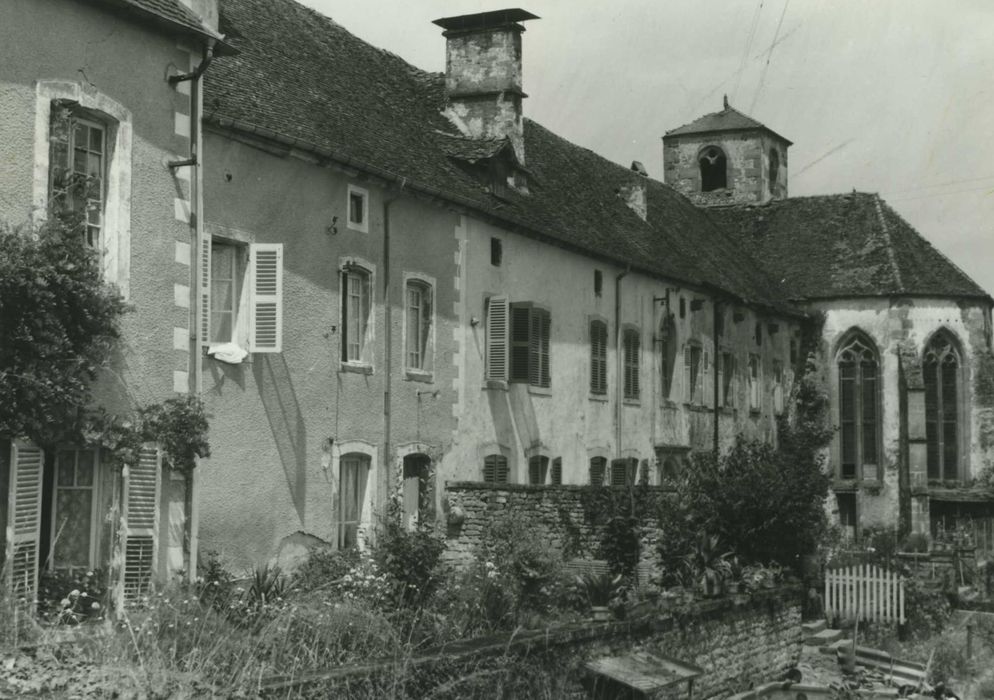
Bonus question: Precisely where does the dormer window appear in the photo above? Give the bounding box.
[699,146,727,192]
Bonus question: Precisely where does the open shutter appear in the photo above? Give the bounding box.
[540,311,551,388]
[119,444,162,608]
[198,230,211,346]
[510,304,531,382]
[6,441,43,600]
[528,310,541,386]
[249,243,283,353]
[485,296,509,381]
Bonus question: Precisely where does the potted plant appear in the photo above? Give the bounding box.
[579,572,622,621]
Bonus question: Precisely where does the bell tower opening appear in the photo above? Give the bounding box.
[699,146,727,192]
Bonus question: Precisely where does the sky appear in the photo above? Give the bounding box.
[298,0,994,296]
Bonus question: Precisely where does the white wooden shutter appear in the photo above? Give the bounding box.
[249,243,284,353]
[6,441,43,601]
[485,296,509,381]
[198,230,212,346]
[118,444,162,607]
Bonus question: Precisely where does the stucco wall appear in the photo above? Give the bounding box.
[663,130,788,206]
[814,296,994,533]
[444,214,801,486]
[200,130,460,568]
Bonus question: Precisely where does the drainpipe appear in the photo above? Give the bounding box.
[382,181,406,529]
[168,41,215,584]
[615,266,631,462]
[713,300,721,456]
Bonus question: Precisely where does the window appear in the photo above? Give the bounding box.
[623,328,640,400]
[659,316,675,400]
[755,323,763,346]
[483,454,509,483]
[405,280,432,371]
[491,237,502,266]
[699,145,727,192]
[402,454,431,530]
[924,333,961,481]
[719,352,734,407]
[679,297,686,319]
[683,344,706,404]
[49,106,106,249]
[590,320,608,394]
[594,270,603,297]
[769,148,780,194]
[347,185,368,232]
[51,448,99,570]
[528,456,548,485]
[202,241,283,352]
[338,454,370,548]
[611,458,637,486]
[658,456,681,483]
[510,303,550,388]
[210,243,239,344]
[838,333,879,481]
[773,360,784,415]
[837,493,857,542]
[589,456,607,486]
[342,266,371,363]
[550,458,563,485]
[749,355,761,411]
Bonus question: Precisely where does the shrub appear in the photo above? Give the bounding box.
[294,544,360,593]
[479,511,564,613]
[373,502,446,608]
[37,568,108,624]
[904,578,951,639]
[928,632,969,685]
[601,514,641,579]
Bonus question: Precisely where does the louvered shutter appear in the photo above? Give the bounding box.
[510,304,531,382]
[485,296,509,381]
[551,458,562,485]
[118,444,162,608]
[198,231,211,346]
[248,243,283,353]
[483,455,508,484]
[610,460,628,486]
[684,346,692,403]
[528,310,541,386]
[540,311,551,388]
[6,441,43,601]
[590,457,605,486]
[591,321,607,394]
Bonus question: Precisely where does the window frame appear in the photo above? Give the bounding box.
[340,261,374,369]
[49,111,107,250]
[772,359,784,415]
[923,331,964,482]
[209,240,243,346]
[49,447,103,572]
[748,354,762,413]
[589,456,607,486]
[346,184,369,233]
[528,455,549,485]
[699,145,728,192]
[719,351,735,408]
[684,343,706,405]
[483,454,510,484]
[338,452,371,549]
[403,274,435,378]
[836,332,881,482]
[509,302,551,389]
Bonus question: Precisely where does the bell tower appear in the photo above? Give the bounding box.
[662,97,791,207]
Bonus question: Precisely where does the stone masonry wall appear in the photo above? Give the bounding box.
[443,481,666,571]
[261,586,804,699]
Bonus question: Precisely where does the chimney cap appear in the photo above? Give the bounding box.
[433,9,539,33]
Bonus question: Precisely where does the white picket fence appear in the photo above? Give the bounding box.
[824,563,906,624]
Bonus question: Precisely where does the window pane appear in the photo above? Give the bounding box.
[53,489,93,568]
[57,451,76,486]
[76,450,95,487]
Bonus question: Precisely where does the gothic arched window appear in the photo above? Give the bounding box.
[924,333,961,481]
[838,333,880,481]
[699,146,727,192]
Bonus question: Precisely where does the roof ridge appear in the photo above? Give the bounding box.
[872,194,905,293]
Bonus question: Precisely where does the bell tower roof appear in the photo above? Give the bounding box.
[664,97,792,146]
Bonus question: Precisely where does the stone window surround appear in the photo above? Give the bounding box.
[33,80,133,299]
[828,328,884,483]
[402,271,436,381]
[920,327,972,483]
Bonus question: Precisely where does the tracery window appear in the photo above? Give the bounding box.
[924,333,961,481]
[838,334,880,481]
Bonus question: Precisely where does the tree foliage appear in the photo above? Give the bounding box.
[0,219,126,445]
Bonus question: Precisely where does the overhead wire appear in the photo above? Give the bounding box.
[749,0,790,114]
[732,0,764,104]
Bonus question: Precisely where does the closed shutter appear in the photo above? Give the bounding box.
[483,455,508,483]
[684,346,692,402]
[591,321,607,394]
[540,311,551,388]
[248,243,283,353]
[551,458,562,485]
[589,457,606,486]
[198,231,211,346]
[6,441,44,600]
[485,296,509,381]
[510,304,531,382]
[610,460,629,486]
[118,444,161,609]
[529,311,541,386]
[528,456,547,485]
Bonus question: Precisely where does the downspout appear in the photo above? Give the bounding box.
[713,300,721,455]
[168,41,215,584]
[615,266,631,461]
[382,181,407,529]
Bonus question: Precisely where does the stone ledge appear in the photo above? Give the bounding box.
[446,481,675,494]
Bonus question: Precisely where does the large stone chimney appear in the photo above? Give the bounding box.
[433,9,538,164]
[177,0,219,33]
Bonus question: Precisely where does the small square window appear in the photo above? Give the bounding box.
[347,185,368,233]
[594,270,603,297]
[491,237,502,266]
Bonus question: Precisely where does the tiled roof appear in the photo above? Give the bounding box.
[708,193,989,301]
[206,0,797,314]
[435,133,513,163]
[81,0,228,43]
[665,105,792,145]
